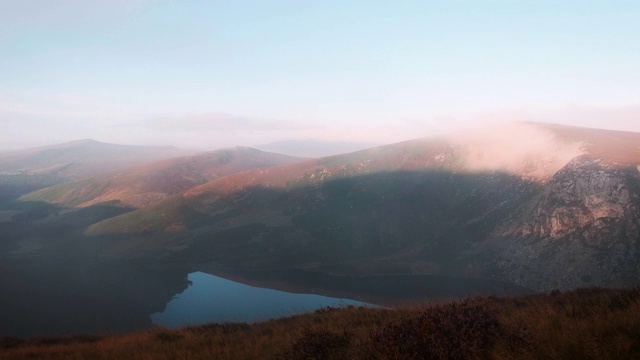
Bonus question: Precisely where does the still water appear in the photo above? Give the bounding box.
[151,272,370,328]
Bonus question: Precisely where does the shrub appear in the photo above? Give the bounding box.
[371,298,500,360]
[0,337,24,350]
[154,330,183,343]
[287,328,352,360]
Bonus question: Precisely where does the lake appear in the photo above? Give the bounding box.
[151,271,371,328]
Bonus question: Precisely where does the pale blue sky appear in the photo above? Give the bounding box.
[1,1,639,149]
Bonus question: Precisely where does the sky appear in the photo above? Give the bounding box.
[1,0,639,150]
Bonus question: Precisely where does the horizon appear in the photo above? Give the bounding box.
[1,120,638,154]
[2,1,639,150]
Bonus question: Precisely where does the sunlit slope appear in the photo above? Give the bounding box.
[86,123,640,291]
[21,147,301,208]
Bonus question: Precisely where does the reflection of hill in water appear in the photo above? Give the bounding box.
[151,272,370,328]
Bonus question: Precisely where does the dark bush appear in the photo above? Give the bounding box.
[287,328,351,360]
[154,330,183,343]
[0,337,24,349]
[607,287,640,312]
[371,298,501,360]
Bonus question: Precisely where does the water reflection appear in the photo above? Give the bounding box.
[151,272,370,328]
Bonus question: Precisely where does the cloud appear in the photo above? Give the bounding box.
[447,122,584,180]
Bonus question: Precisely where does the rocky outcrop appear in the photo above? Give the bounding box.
[488,155,640,291]
[527,156,639,239]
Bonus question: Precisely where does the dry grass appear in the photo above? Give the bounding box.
[1,287,639,360]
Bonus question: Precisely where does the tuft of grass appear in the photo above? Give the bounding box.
[1,287,639,359]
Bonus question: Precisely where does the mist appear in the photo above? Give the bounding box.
[447,122,584,180]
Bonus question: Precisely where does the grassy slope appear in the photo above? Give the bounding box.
[2,287,639,360]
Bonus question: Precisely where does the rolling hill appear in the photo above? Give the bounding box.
[21,147,302,208]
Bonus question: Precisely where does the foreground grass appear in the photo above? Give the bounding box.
[1,287,639,359]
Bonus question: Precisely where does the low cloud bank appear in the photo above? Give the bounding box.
[447,122,584,180]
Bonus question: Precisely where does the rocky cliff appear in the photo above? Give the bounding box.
[488,154,640,291]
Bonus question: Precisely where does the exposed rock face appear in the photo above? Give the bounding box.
[529,156,638,239]
[489,155,640,291]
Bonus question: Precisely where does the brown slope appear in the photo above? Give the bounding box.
[21,147,302,208]
[183,137,456,198]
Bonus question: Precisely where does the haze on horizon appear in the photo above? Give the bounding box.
[1,1,639,151]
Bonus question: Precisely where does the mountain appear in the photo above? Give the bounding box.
[0,140,190,202]
[78,122,640,292]
[21,147,302,208]
[256,139,381,158]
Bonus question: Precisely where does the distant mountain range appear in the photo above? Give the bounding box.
[7,122,640,292]
[0,139,191,202]
[0,139,190,179]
